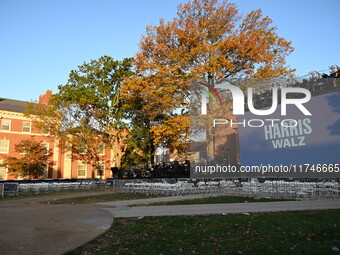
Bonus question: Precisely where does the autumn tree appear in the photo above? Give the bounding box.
[27,56,134,177]
[0,139,51,179]
[150,113,190,158]
[122,0,294,164]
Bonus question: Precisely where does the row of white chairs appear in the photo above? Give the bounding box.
[17,181,106,193]
[120,180,340,199]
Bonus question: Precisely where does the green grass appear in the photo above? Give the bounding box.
[45,192,158,204]
[133,195,289,206]
[65,210,340,255]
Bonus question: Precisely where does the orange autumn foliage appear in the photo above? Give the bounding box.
[122,0,295,158]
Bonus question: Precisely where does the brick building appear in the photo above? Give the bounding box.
[0,91,114,180]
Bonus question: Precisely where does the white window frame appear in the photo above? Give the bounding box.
[98,143,105,155]
[79,144,86,155]
[1,119,11,131]
[42,127,50,135]
[22,121,32,133]
[0,160,7,179]
[40,142,49,155]
[42,163,48,179]
[78,161,87,177]
[0,140,9,154]
[96,163,105,178]
[20,149,27,155]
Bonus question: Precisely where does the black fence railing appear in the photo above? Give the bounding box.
[111,161,190,179]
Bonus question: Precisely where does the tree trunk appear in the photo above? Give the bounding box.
[150,135,156,167]
[206,75,216,162]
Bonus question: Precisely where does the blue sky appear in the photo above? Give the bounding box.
[1,0,339,102]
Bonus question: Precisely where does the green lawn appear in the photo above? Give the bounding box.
[132,195,289,206]
[45,192,158,204]
[66,210,340,255]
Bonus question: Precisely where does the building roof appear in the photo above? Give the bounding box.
[0,98,28,113]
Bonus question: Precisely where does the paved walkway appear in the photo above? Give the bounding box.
[98,198,340,218]
[0,191,113,255]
